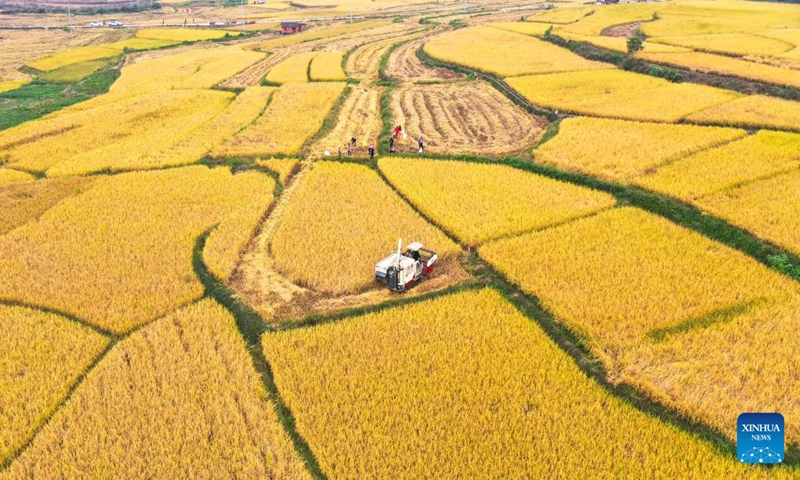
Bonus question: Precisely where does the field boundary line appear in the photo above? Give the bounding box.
[193,230,328,480]
[0,299,117,338]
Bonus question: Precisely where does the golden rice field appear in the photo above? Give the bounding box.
[640,50,800,89]
[309,51,347,81]
[636,130,800,200]
[0,166,274,333]
[423,25,609,77]
[379,157,615,245]
[3,5,800,476]
[0,177,91,235]
[262,288,759,478]
[265,51,316,84]
[136,28,237,42]
[698,170,800,256]
[270,162,458,294]
[479,207,798,363]
[686,94,800,131]
[215,82,344,157]
[507,69,741,122]
[26,45,120,72]
[4,300,308,478]
[0,305,109,463]
[257,157,300,183]
[534,117,746,182]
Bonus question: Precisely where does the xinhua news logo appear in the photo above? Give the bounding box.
[738,413,784,464]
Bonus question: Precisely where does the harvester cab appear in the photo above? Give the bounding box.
[375,239,438,292]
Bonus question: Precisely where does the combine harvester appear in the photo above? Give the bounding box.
[375,239,438,292]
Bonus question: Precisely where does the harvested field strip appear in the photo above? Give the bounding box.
[261,288,760,478]
[3,300,310,479]
[378,157,616,245]
[221,45,311,88]
[314,86,382,158]
[389,80,546,156]
[0,304,109,465]
[345,29,428,82]
[386,33,465,82]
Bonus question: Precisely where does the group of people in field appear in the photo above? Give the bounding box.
[336,125,424,161]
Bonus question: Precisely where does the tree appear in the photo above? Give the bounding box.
[627,36,644,55]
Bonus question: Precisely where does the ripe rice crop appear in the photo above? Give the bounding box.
[507,70,740,122]
[270,162,459,294]
[314,86,381,158]
[265,52,316,84]
[2,89,233,175]
[0,305,109,463]
[379,158,615,245]
[26,45,121,72]
[534,117,746,182]
[0,168,34,186]
[557,31,689,53]
[640,51,800,89]
[215,82,345,157]
[556,4,665,36]
[686,94,800,131]
[262,288,757,478]
[346,30,427,81]
[0,177,91,235]
[309,51,346,81]
[622,297,800,445]
[204,187,275,282]
[37,57,116,83]
[136,28,236,42]
[0,166,275,333]
[50,86,274,176]
[636,130,800,200]
[105,46,264,101]
[526,6,595,24]
[698,170,800,256]
[104,37,179,51]
[389,81,545,156]
[650,32,794,57]
[5,300,309,479]
[486,22,551,36]
[479,207,797,364]
[257,157,299,183]
[0,80,29,93]
[423,26,609,77]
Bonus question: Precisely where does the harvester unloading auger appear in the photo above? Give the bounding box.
[375,238,438,292]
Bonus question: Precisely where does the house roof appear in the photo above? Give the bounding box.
[281,22,306,28]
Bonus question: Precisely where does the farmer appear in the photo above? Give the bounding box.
[338,146,342,158]
[346,142,352,156]
[393,125,402,139]
[389,136,395,153]
[418,136,424,153]
[350,137,357,147]
[368,143,376,161]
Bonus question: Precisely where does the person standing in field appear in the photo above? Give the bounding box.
[389,136,395,153]
[418,136,424,153]
[368,143,375,161]
[347,142,352,156]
